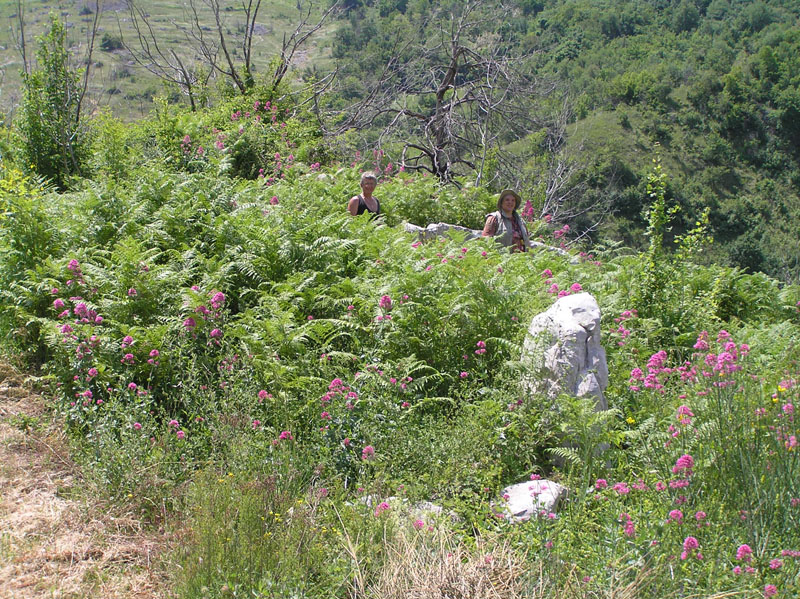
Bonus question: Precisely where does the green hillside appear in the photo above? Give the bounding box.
[326,0,800,281]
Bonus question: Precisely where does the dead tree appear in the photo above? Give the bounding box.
[122,0,214,110]
[76,0,103,123]
[123,0,338,105]
[322,0,556,185]
[272,1,340,97]
[10,0,29,75]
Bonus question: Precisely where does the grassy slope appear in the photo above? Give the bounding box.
[0,0,335,119]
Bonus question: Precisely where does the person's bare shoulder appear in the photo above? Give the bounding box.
[347,195,360,215]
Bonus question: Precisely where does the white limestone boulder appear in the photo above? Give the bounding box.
[522,292,608,411]
[494,479,568,522]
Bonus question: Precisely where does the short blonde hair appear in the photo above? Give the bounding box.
[361,171,378,184]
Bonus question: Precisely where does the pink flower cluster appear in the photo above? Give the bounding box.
[610,309,637,346]
[553,224,570,239]
[681,536,702,560]
[619,512,635,537]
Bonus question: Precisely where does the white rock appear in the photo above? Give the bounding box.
[403,221,574,259]
[522,292,608,412]
[496,479,568,522]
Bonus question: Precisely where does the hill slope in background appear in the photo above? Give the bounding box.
[328,0,800,281]
[0,0,334,119]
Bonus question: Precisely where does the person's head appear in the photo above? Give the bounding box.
[361,172,378,194]
[497,189,521,213]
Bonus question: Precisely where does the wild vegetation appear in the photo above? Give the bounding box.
[1,2,800,598]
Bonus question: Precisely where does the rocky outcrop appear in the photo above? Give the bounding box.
[403,222,573,258]
[522,292,608,412]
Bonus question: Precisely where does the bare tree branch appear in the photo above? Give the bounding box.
[11,0,29,75]
[76,0,103,124]
[272,1,340,96]
[122,0,217,110]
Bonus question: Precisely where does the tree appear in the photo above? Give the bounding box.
[18,14,91,189]
[322,0,558,186]
[123,0,339,106]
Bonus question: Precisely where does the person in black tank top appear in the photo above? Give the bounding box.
[348,172,381,216]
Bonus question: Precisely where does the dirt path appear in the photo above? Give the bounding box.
[0,363,171,599]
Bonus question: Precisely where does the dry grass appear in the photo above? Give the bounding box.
[0,362,173,599]
[351,521,526,599]
[349,521,748,599]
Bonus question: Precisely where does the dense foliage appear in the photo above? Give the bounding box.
[328,0,800,281]
[1,3,800,597]
[2,131,800,595]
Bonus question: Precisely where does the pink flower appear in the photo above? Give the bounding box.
[683,536,699,550]
[210,328,222,339]
[252,419,261,429]
[764,584,778,598]
[87,367,98,378]
[676,405,694,422]
[570,283,582,292]
[176,430,185,440]
[595,479,608,490]
[210,291,225,307]
[413,519,425,530]
[258,390,269,400]
[736,544,753,561]
[183,317,196,330]
[128,382,137,390]
[769,559,783,570]
[133,422,142,430]
[361,445,375,460]
[379,295,392,310]
[668,509,683,524]
[460,371,468,378]
[374,501,390,516]
[278,430,294,441]
[169,419,179,428]
[128,288,138,297]
[53,298,65,310]
[612,482,629,495]
[672,454,695,476]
